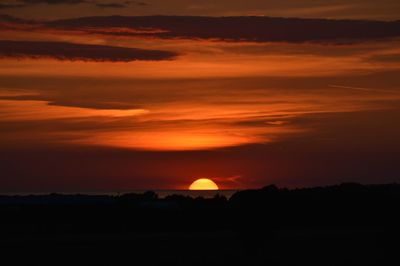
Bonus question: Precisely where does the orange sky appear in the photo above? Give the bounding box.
[1,7,400,191]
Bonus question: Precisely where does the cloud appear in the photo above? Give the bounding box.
[136,1,149,6]
[1,71,400,189]
[367,53,400,63]
[0,99,148,121]
[46,16,400,43]
[329,84,400,94]
[0,40,178,61]
[95,1,150,8]
[15,0,150,8]
[4,15,400,43]
[1,70,398,152]
[19,0,86,4]
[0,3,26,9]
[96,3,127,8]
[0,14,31,23]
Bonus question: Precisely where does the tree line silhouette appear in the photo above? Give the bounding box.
[0,183,398,265]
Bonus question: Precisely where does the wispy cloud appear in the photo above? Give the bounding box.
[0,99,148,120]
[329,85,400,94]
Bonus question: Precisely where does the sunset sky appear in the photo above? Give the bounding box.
[1,0,400,192]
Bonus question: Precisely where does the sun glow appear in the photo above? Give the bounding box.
[189,178,219,190]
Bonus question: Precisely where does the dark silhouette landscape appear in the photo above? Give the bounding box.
[1,183,397,265]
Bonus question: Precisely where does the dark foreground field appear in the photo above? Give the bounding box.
[0,184,398,265]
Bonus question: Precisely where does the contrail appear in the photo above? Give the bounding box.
[329,85,399,94]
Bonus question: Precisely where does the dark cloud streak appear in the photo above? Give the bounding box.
[20,0,86,4]
[47,16,400,43]
[15,0,150,8]
[95,1,150,8]
[96,3,127,8]
[0,3,26,9]
[0,40,178,61]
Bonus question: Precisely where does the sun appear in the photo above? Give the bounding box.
[189,178,219,190]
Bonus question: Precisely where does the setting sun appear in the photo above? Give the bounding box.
[189,178,219,190]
